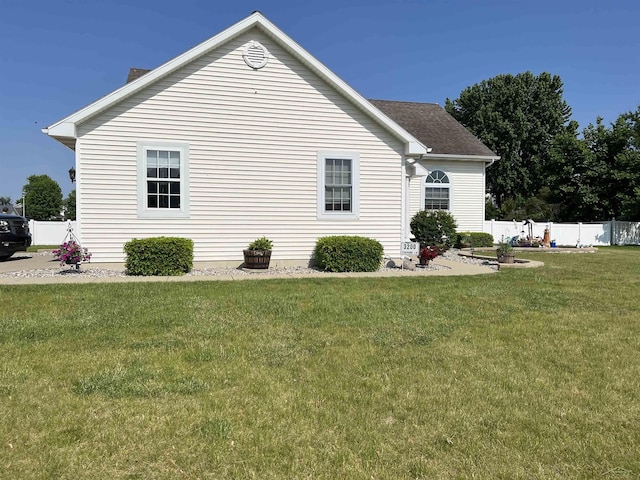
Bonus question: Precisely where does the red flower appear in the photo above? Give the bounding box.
[419,246,439,261]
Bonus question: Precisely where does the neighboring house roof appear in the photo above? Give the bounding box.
[44,11,426,156]
[369,100,498,159]
[126,67,150,83]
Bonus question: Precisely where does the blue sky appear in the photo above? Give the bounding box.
[1,0,638,203]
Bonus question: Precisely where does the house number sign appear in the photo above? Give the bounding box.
[401,241,419,255]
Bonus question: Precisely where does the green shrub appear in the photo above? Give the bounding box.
[124,237,193,276]
[247,236,273,250]
[314,236,383,272]
[410,210,457,247]
[455,232,494,248]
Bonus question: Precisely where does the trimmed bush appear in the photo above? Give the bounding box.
[124,237,193,276]
[455,232,494,248]
[410,210,457,247]
[314,236,383,272]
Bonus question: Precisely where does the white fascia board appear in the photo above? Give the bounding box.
[423,153,500,163]
[44,11,427,155]
[45,122,76,138]
[405,141,427,156]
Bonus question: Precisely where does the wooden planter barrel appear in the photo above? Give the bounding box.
[497,252,515,264]
[243,249,272,269]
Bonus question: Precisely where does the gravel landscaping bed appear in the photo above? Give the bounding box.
[0,250,497,279]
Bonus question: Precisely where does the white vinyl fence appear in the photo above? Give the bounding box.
[28,220,640,247]
[29,220,77,246]
[483,220,640,246]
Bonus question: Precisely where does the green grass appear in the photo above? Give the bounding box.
[26,244,59,252]
[1,247,639,478]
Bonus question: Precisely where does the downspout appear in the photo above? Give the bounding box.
[401,156,407,242]
[484,157,498,228]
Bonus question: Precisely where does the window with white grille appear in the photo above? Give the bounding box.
[424,170,450,210]
[146,149,181,209]
[317,151,359,220]
[137,142,189,218]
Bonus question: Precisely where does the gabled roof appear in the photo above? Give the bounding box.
[43,11,426,156]
[369,100,498,160]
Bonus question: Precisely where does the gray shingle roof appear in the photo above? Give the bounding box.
[126,68,151,83]
[125,69,495,158]
[369,99,497,157]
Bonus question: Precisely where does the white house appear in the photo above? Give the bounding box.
[43,12,498,265]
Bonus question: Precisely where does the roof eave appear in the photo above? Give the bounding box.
[41,125,77,150]
[406,141,428,156]
[424,153,500,162]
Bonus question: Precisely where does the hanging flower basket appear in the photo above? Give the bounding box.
[53,240,91,266]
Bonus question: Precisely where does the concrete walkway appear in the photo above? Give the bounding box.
[0,253,498,285]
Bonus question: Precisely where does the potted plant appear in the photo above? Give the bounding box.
[418,245,439,266]
[496,241,515,264]
[243,236,273,269]
[52,240,91,268]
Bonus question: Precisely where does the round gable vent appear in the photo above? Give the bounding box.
[242,41,270,69]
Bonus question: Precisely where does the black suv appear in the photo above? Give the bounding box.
[0,204,32,260]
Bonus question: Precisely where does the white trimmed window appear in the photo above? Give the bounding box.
[317,151,359,220]
[424,170,450,210]
[137,142,189,218]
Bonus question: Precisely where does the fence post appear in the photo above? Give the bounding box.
[29,220,36,245]
[578,222,582,247]
[611,218,616,245]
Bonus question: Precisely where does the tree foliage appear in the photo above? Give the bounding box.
[547,110,640,221]
[64,190,76,220]
[445,71,571,207]
[22,175,63,220]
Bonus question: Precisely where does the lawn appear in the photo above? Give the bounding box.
[1,248,639,479]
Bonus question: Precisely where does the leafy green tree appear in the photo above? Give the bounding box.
[498,188,557,222]
[608,108,640,219]
[22,175,63,220]
[547,108,640,221]
[546,121,606,221]
[446,72,571,207]
[64,189,76,220]
[0,196,11,205]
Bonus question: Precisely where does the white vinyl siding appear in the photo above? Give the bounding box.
[409,161,486,233]
[75,28,404,263]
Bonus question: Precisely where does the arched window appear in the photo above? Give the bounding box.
[424,170,450,210]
